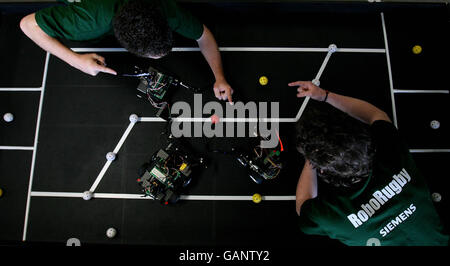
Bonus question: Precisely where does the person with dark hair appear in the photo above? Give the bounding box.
[20,0,233,102]
[288,80,448,246]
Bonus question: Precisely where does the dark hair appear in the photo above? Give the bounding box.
[113,0,173,58]
[296,101,375,188]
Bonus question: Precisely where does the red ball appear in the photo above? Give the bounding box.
[211,114,220,124]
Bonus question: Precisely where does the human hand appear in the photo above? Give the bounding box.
[288,81,326,101]
[73,53,117,76]
[213,79,234,103]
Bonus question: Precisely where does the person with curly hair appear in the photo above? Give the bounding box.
[20,0,233,102]
[288,80,448,246]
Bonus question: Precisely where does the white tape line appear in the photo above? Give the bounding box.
[180,195,251,200]
[0,146,34,151]
[89,160,113,192]
[338,48,385,53]
[315,51,333,81]
[71,48,127,52]
[139,117,167,122]
[31,191,83,198]
[71,47,385,53]
[393,89,449,94]
[140,116,300,123]
[410,149,450,153]
[22,52,51,242]
[173,117,287,123]
[292,47,333,122]
[88,122,134,192]
[263,195,297,201]
[381,12,398,128]
[0,88,42,92]
[30,191,296,201]
[113,122,135,154]
[294,97,311,122]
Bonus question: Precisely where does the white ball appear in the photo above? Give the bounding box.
[129,114,139,123]
[431,192,442,203]
[106,152,116,161]
[430,120,440,130]
[82,191,93,201]
[106,228,117,238]
[3,113,14,122]
[328,44,338,53]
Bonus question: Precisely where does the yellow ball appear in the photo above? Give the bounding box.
[0,188,3,198]
[259,76,268,86]
[412,45,422,54]
[252,193,262,203]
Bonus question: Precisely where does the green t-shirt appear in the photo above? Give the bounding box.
[298,120,449,246]
[35,0,204,41]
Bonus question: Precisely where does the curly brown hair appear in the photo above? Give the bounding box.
[113,0,173,58]
[296,101,375,188]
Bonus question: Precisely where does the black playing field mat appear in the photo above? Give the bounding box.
[0,2,448,250]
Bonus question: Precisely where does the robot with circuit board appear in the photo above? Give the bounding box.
[137,137,205,204]
[125,65,200,117]
[128,65,284,202]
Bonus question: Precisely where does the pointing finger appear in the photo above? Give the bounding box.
[226,88,233,103]
[288,81,308,87]
[99,65,117,75]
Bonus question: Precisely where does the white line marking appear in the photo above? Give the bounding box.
[71,47,127,52]
[88,161,113,192]
[181,195,251,201]
[88,122,135,192]
[30,191,296,201]
[315,51,333,80]
[140,116,300,123]
[31,191,83,198]
[393,89,449,94]
[113,122,135,154]
[294,97,311,122]
[381,12,398,128]
[0,88,42,92]
[22,52,51,242]
[338,48,385,53]
[138,117,167,122]
[293,49,334,123]
[410,149,450,153]
[71,47,385,53]
[0,146,34,151]
[263,195,297,201]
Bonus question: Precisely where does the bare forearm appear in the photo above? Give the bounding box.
[326,92,391,124]
[20,13,80,68]
[197,25,225,81]
[295,160,318,215]
[290,81,391,125]
[20,13,116,76]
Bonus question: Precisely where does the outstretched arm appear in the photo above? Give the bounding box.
[20,13,116,76]
[296,159,318,216]
[197,24,233,103]
[288,81,391,125]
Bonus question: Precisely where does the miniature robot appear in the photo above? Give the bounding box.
[137,137,205,204]
[123,65,200,117]
[235,136,284,184]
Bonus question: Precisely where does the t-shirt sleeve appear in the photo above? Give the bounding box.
[297,199,328,236]
[161,0,204,40]
[370,120,401,146]
[35,1,115,41]
[370,120,410,169]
